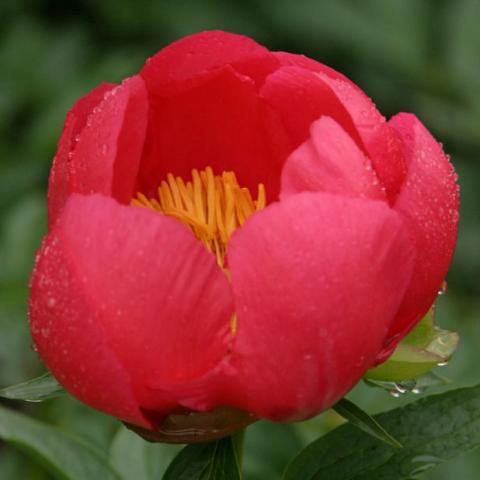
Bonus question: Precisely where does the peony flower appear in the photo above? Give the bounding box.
[29,31,458,439]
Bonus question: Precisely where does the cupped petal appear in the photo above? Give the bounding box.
[315,72,407,204]
[225,192,415,420]
[281,117,386,201]
[30,234,148,427]
[69,75,148,205]
[137,66,283,199]
[260,66,363,149]
[48,82,115,228]
[377,113,459,360]
[30,194,235,425]
[141,30,279,96]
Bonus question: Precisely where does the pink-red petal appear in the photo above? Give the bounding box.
[281,117,386,201]
[70,75,148,204]
[377,113,459,360]
[47,82,115,228]
[315,72,407,204]
[140,30,279,96]
[273,51,353,84]
[30,194,235,424]
[137,66,283,200]
[260,66,363,150]
[30,234,149,427]
[225,192,415,420]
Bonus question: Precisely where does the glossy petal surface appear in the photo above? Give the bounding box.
[48,82,115,227]
[226,192,414,420]
[30,194,235,423]
[70,76,148,204]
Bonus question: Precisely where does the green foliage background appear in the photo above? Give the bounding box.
[0,1,479,478]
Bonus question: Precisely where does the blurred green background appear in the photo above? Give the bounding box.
[0,0,479,478]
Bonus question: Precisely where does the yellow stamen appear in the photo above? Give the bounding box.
[131,167,266,268]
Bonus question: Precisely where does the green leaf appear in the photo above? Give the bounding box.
[365,308,459,382]
[0,404,120,480]
[283,384,480,480]
[162,437,241,480]
[332,398,402,448]
[0,372,65,402]
[109,426,181,480]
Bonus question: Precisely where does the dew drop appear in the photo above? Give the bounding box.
[437,280,448,296]
[389,389,401,398]
[437,361,449,367]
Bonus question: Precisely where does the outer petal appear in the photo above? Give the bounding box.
[30,234,148,427]
[69,75,148,204]
[29,194,235,426]
[140,30,279,95]
[226,192,415,420]
[48,82,115,228]
[377,113,459,360]
[137,66,283,200]
[281,117,386,201]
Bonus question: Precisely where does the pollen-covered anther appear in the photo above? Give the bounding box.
[131,167,266,267]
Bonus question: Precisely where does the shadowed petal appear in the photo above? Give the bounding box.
[137,66,282,199]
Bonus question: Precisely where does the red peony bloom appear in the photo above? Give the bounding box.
[29,31,458,434]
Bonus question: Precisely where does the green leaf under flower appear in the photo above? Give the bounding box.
[283,383,480,480]
[365,308,459,382]
[0,371,65,402]
[162,436,241,480]
[0,404,120,480]
[332,398,402,448]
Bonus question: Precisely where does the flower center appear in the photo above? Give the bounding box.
[131,167,266,267]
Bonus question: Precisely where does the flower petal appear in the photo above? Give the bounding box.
[315,72,407,204]
[281,117,386,201]
[137,66,283,199]
[48,82,115,227]
[377,113,459,360]
[30,235,148,427]
[273,51,353,83]
[260,66,363,149]
[30,194,235,424]
[69,75,148,205]
[226,192,414,420]
[141,30,279,95]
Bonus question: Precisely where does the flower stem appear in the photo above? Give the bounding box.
[232,428,246,469]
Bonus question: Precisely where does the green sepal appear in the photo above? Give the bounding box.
[365,308,458,382]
